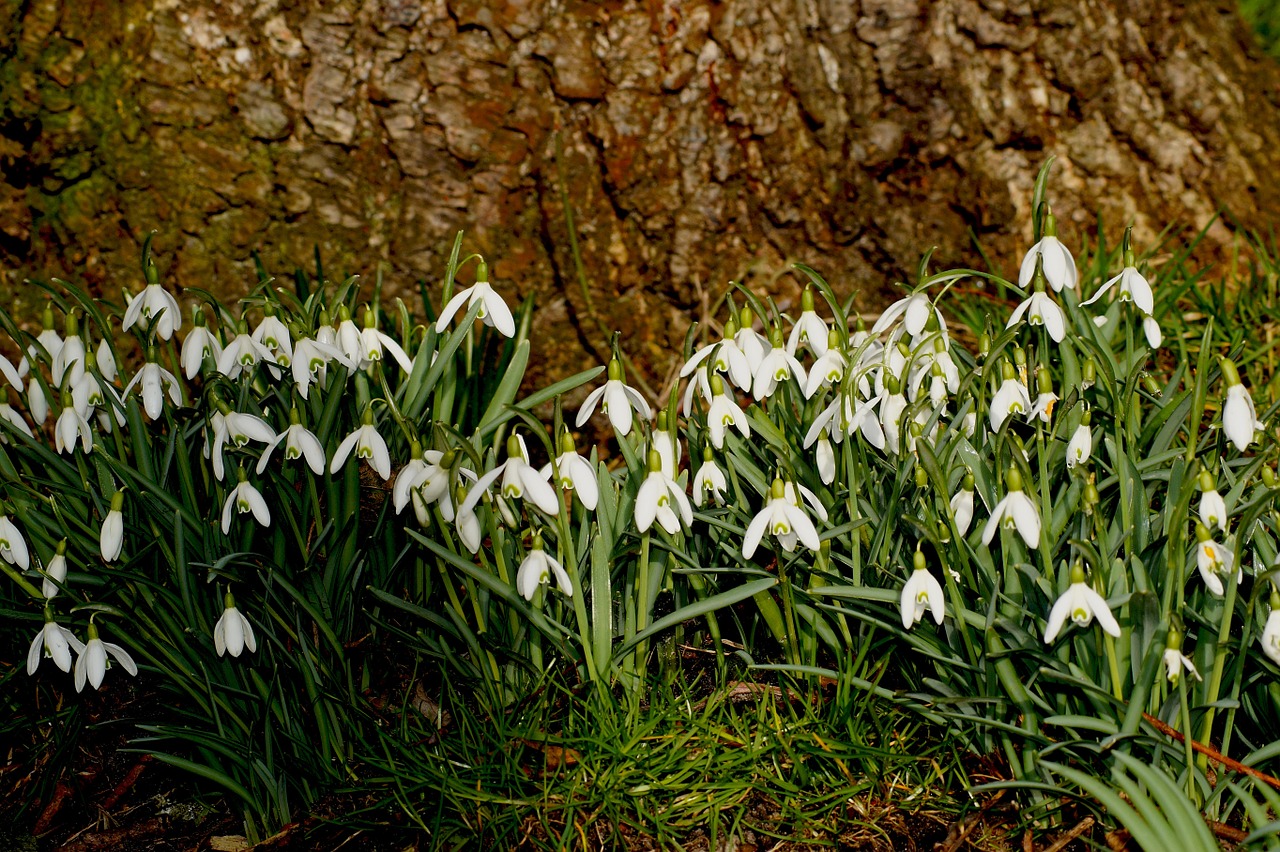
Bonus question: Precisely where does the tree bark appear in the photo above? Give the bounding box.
[1,0,1278,386]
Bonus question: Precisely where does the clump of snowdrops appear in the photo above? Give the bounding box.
[4,163,1280,841]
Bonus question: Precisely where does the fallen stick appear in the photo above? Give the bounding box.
[1142,712,1280,791]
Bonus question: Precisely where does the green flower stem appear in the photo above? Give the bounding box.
[1103,634,1123,702]
[1178,670,1196,801]
[553,492,598,684]
[1197,566,1240,773]
[636,530,652,681]
[0,558,41,598]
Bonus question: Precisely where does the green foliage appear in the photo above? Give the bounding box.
[1242,0,1280,60]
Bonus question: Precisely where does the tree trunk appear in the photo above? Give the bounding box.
[2,0,1277,387]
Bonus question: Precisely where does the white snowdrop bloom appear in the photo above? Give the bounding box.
[214,594,258,657]
[100,491,125,562]
[539,432,599,511]
[211,406,277,482]
[753,327,806,400]
[331,408,393,480]
[27,617,84,675]
[1006,289,1067,342]
[1142,316,1162,349]
[217,325,276,380]
[21,307,63,375]
[990,364,1031,432]
[692,448,727,507]
[1220,358,1262,453]
[803,335,847,399]
[74,622,138,692]
[1194,524,1239,597]
[900,552,945,629]
[742,478,822,559]
[435,261,516,338]
[1261,606,1280,667]
[806,391,885,450]
[71,352,124,429]
[221,474,271,534]
[252,307,293,367]
[982,468,1041,549]
[1198,470,1228,533]
[1043,563,1120,644]
[54,393,93,455]
[256,410,326,475]
[28,375,50,425]
[786,287,829,358]
[1017,212,1077,293]
[815,431,836,485]
[407,451,474,525]
[707,376,750,449]
[358,307,414,373]
[681,316,754,391]
[180,316,223,379]
[453,484,484,553]
[634,449,693,535]
[950,474,975,535]
[577,358,652,437]
[0,402,33,439]
[517,535,573,601]
[0,352,21,393]
[41,540,69,599]
[1083,235,1154,315]
[54,330,86,388]
[122,356,182,419]
[1028,391,1058,425]
[460,434,560,530]
[1163,647,1200,684]
[292,335,353,399]
[1066,416,1092,469]
[872,291,940,338]
[122,276,183,340]
[733,306,771,376]
[0,508,31,569]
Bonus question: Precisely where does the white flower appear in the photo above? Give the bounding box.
[990,371,1031,432]
[1018,225,1077,294]
[292,335,353,399]
[1163,647,1201,684]
[806,392,884,450]
[54,333,86,388]
[1221,358,1262,453]
[1043,565,1120,643]
[1195,526,1239,597]
[1261,609,1280,666]
[405,450,474,523]
[576,358,652,437]
[0,510,30,569]
[786,289,829,358]
[1028,391,1058,424]
[734,320,771,377]
[74,623,138,691]
[879,380,908,454]
[692,450,727,506]
[1083,264,1153,316]
[460,434,560,528]
[803,344,847,399]
[27,618,85,675]
[256,414,326,475]
[28,379,49,425]
[652,414,682,479]
[742,478,821,558]
[982,472,1041,549]
[517,537,573,601]
[180,320,223,379]
[221,475,271,533]
[1006,290,1066,342]
[122,358,182,419]
[358,307,413,373]
[101,491,125,562]
[815,432,836,485]
[752,335,806,400]
[635,451,693,535]
[331,410,393,480]
[540,434,599,511]
[122,282,182,340]
[41,541,68,599]
[211,408,277,482]
[0,352,22,393]
[54,399,93,455]
[214,595,257,657]
[1066,422,1092,469]
[434,262,516,338]
[216,328,276,379]
[0,402,33,439]
[454,485,484,553]
[707,377,750,449]
[900,556,945,629]
[1198,489,1228,533]
[1143,316,1162,349]
[252,309,293,366]
[950,483,974,536]
[872,291,940,337]
[681,323,754,391]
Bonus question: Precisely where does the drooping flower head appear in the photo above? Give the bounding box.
[1194,522,1239,597]
[787,286,830,359]
[1220,357,1262,453]
[577,357,652,437]
[982,466,1041,550]
[516,532,573,601]
[1163,629,1201,685]
[1007,253,1066,342]
[434,260,516,338]
[1018,207,1076,294]
[1043,561,1120,643]
[900,550,945,630]
[1197,466,1228,533]
[74,620,138,692]
[214,591,258,658]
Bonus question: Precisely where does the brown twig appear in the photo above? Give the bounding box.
[100,754,152,811]
[1042,816,1095,852]
[1142,712,1280,790]
[1207,820,1248,844]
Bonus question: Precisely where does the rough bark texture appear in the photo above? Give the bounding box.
[2,0,1279,386]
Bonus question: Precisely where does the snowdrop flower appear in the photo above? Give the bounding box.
[217,321,276,379]
[214,592,257,657]
[222,470,271,533]
[54,388,93,454]
[1197,468,1228,532]
[879,373,908,454]
[982,467,1041,549]
[742,477,821,559]
[815,431,836,485]
[358,306,413,373]
[292,329,354,399]
[872,290,940,338]
[692,447,727,506]
[635,449,692,535]
[786,287,829,358]
[180,311,223,379]
[331,407,393,480]
[27,614,84,675]
[20,305,62,374]
[334,305,364,366]
[517,533,573,601]
[707,375,750,449]
[122,350,182,419]
[1261,589,1280,666]
[461,434,560,528]
[1163,630,1201,684]
[1043,562,1120,643]
[950,472,975,535]
[0,506,30,569]
[681,315,754,391]
[122,262,182,339]
[453,484,484,553]
[408,450,475,525]
[435,260,516,338]
[1018,209,1077,293]
[900,551,945,629]
[0,352,21,393]
[804,331,847,398]
[651,411,682,479]
[100,490,125,562]
[252,304,293,367]
[806,391,885,450]
[1142,316,1162,349]
[395,442,442,515]
[0,402,33,439]
[990,361,1031,432]
[256,408,326,475]
[211,404,277,482]
[753,325,806,401]
[733,305,772,376]
[1028,367,1057,424]
[71,350,124,430]
[53,315,86,388]
[540,432,599,511]
[1194,523,1239,597]
[577,357,652,437]
[1220,357,1263,453]
[1082,231,1154,315]
[1007,256,1067,342]
[1066,412,1092,469]
[41,539,69,599]
[74,621,138,692]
